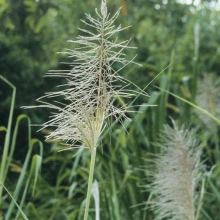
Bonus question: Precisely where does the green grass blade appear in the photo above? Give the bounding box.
[0,75,16,202]
[109,162,120,220]
[4,114,30,186]
[5,116,32,220]
[155,86,220,125]
[0,183,29,220]
[15,150,43,220]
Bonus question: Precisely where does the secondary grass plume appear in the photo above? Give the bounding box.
[145,121,205,220]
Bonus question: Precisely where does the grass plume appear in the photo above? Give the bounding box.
[25,0,145,151]
[146,120,205,220]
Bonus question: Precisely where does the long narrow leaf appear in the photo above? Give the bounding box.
[155,86,220,125]
[0,75,16,201]
[0,183,29,220]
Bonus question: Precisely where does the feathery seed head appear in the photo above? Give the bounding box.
[26,1,144,150]
[146,121,205,220]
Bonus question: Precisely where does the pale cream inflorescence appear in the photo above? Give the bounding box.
[28,0,144,150]
[147,121,205,220]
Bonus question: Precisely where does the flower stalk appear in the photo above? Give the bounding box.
[84,148,97,220]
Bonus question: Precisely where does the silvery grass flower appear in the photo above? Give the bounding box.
[25,0,146,151]
[24,1,147,219]
[145,121,205,220]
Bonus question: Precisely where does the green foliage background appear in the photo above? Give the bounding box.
[0,0,220,219]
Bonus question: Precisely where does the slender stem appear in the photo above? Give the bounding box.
[84,148,97,220]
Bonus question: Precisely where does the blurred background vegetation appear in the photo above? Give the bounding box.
[0,0,220,219]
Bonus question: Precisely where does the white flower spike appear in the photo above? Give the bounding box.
[146,121,205,220]
[25,1,146,151]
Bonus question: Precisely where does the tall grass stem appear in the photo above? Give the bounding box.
[84,148,97,220]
